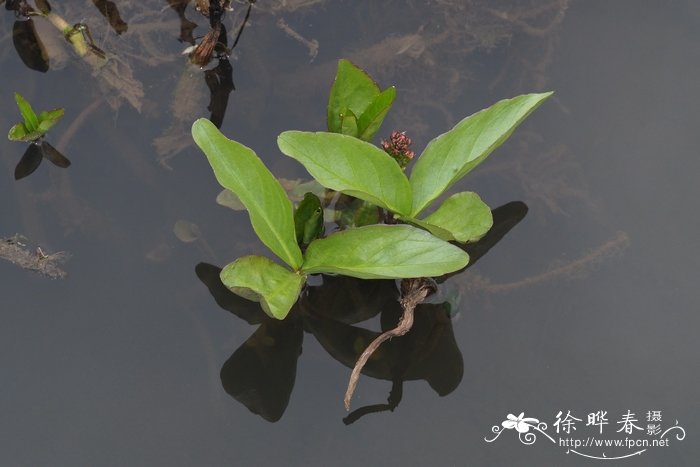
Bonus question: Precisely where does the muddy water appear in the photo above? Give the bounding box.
[0,1,698,465]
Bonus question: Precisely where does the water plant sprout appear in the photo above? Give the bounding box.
[7,92,69,179]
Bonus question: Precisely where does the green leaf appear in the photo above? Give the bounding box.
[15,93,39,132]
[278,131,412,216]
[8,123,44,142]
[409,92,553,216]
[8,123,28,141]
[192,118,303,269]
[302,224,469,279]
[399,216,455,242]
[37,108,65,133]
[294,192,324,245]
[357,86,396,141]
[327,59,380,133]
[340,108,358,137]
[220,256,306,320]
[422,192,493,242]
[8,105,64,142]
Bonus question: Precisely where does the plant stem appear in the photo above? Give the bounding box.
[344,277,436,411]
[44,12,89,56]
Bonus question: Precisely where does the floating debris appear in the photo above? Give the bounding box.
[145,242,172,263]
[173,220,202,243]
[0,235,69,279]
[216,188,246,211]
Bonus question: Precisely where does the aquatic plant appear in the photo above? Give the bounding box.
[192,59,551,407]
[8,92,63,142]
[7,92,70,179]
[193,60,550,316]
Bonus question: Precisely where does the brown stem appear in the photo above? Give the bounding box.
[191,23,221,66]
[344,277,436,411]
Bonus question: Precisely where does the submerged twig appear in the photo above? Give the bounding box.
[466,231,630,295]
[276,18,318,61]
[344,277,436,411]
[484,0,568,38]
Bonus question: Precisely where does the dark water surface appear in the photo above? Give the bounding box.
[1,1,698,465]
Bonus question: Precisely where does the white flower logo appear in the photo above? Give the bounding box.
[502,413,540,433]
[486,411,554,445]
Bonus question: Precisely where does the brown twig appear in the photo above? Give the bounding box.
[465,231,630,296]
[484,0,568,38]
[276,18,319,61]
[344,277,436,411]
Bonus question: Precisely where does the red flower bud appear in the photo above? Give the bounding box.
[380,131,415,168]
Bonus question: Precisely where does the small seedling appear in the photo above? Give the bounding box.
[7,92,70,179]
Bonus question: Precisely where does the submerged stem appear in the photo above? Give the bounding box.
[344,277,436,411]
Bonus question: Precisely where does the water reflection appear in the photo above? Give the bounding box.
[154,4,251,166]
[167,0,198,45]
[205,56,234,128]
[195,201,528,423]
[196,262,299,422]
[11,16,49,72]
[14,140,70,180]
[306,290,462,425]
[91,0,128,35]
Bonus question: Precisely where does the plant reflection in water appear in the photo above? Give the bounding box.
[196,201,527,423]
